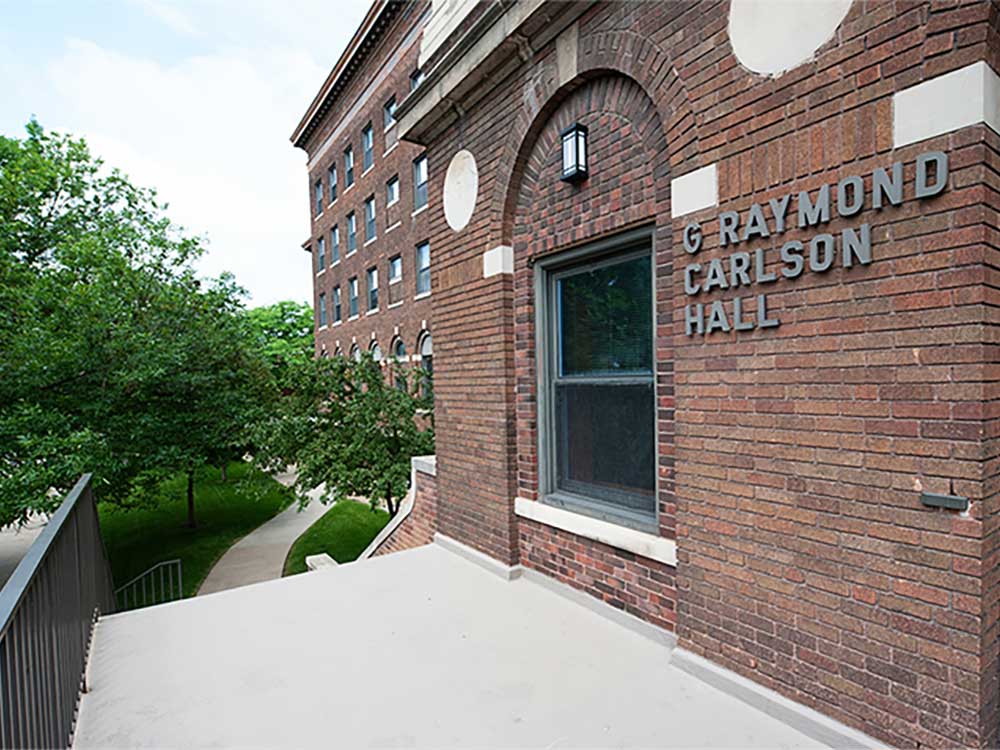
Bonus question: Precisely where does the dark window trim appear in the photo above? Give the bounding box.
[533,225,658,533]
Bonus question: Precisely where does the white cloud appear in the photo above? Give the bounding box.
[131,0,204,38]
[43,37,326,306]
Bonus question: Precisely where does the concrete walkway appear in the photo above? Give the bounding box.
[197,472,328,595]
[0,514,48,589]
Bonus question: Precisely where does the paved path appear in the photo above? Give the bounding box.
[0,514,48,589]
[197,472,328,596]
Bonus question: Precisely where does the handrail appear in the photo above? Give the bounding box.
[114,559,182,611]
[0,474,116,749]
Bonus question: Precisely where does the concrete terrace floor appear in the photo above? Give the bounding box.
[75,543,871,749]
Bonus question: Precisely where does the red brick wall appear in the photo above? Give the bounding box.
[300,2,434,372]
[372,464,438,556]
[407,1,1000,747]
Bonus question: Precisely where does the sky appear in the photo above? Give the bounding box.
[0,0,371,306]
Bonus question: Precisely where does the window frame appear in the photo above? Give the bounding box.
[383,97,397,131]
[332,286,342,323]
[344,146,355,187]
[316,236,325,272]
[386,175,399,207]
[331,225,340,265]
[413,155,428,210]
[362,123,374,171]
[318,292,327,328]
[415,241,431,295]
[348,277,359,318]
[534,226,658,533]
[346,212,357,254]
[367,266,379,311]
[314,179,323,215]
[388,255,402,284]
[328,163,338,203]
[364,195,377,242]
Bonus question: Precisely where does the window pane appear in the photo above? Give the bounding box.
[558,254,651,377]
[555,383,654,515]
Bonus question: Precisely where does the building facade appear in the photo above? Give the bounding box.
[300,1,1000,747]
[293,1,434,375]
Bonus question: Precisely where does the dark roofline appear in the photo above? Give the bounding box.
[290,1,404,150]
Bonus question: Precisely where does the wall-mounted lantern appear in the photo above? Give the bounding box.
[560,123,588,183]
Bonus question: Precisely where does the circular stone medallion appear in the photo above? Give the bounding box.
[444,149,478,231]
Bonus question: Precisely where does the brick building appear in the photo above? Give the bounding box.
[292,1,434,376]
[297,1,1000,747]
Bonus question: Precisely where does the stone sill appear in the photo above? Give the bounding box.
[514,497,677,567]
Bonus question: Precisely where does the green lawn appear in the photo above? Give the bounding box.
[99,461,294,601]
[284,501,390,575]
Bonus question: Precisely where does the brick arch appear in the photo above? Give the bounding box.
[490,28,700,246]
[507,71,678,540]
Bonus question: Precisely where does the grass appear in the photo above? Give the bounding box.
[283,501,390,575]
[99,461,294,600]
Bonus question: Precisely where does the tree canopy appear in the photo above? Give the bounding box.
[243,300,314,386]
[0,121,274,527]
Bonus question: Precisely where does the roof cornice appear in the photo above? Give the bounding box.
[291,1,404,151]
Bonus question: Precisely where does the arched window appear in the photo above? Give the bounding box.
[350,344,361,362]
[333,346,343,358]
[418,333,433,401]
[393,338,406,359]
[370,342,382,362]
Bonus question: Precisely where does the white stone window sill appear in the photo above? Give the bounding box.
[346,248,357,257]
[388,301,403,309]
[413,291,431,301]
[332,260,340,267]
[362,165,374,177]
[387,198,399,208]
[364,237,377,247]
[317,269,326,276]
[366,309,379,316]
[333,320,343,327]
[411,205,428,218]
[383,142,398,157]
[514,497,677,567]
[344,183,355,194]
[386,221,402,234]
[328,198,337,207]
[348,315,359,322]
[318,324,328,331]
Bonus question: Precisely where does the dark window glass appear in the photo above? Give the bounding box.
[328,163,337,202]
[331,226,340,264]
[365,196,376,241]
[558,254,652,377]
[318,293,327,327]
[344,147,354,186]
[549,250,654,524]
[362,124,374,171]
[413,155,428,210]
[415,242,430,294]
[314,179,323,214]
[348,278,358,317]
[347,213,357,252]
[316,237,325,272]
[333,287,342,322]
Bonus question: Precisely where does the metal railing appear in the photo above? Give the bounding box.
[0,474,116,749]
[114,559,182,611]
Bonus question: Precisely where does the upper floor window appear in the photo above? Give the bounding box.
[415,241,431,295]
[316,236,326,272]
[383,97,397,130]
[413,155,428,210]
[367,267,379,311]
[328,163,338,203]
[362,124,374,171]
[347,212,357,253]
[389,255,402,284]
[386,175,399,207]
[332,286,342,323]
[364,196,377,242]
[318,292,327,327]
[331,225,340,264]
[410,69,424,91]
[314,179,323,215]
[344,146,355,187]
[348,277,359,318]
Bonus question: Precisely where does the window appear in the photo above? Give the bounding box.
[393,338,406,358]
[364,196,377,242]
[333,286,342,323]
[386,175,399,206]
[318,292,327,327]
[362,124,374,171]
[314,179,323,215]
[316,236,326,272]
[371,342,382,362]
[328,163,337,203]
[539,234,655,530]
[410,68,424,91]
[367,267,379,311]
[331,225,340,264]
[383,97,397,130]
[344,146,354,187]
[413,155,428,210]
[419,333,433,400]
[347,212,357,253]
[389,255,402,283]
[350,344,361,362]
[415,241,431,295]
[348,277,359,318]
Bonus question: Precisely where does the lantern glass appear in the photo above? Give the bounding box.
[560,123,588,182]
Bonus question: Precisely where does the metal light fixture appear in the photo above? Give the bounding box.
[560,123,588,183]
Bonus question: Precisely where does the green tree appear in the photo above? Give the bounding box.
[0,121,274,527]
[243,300,314,386]
[255,354,433,517]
